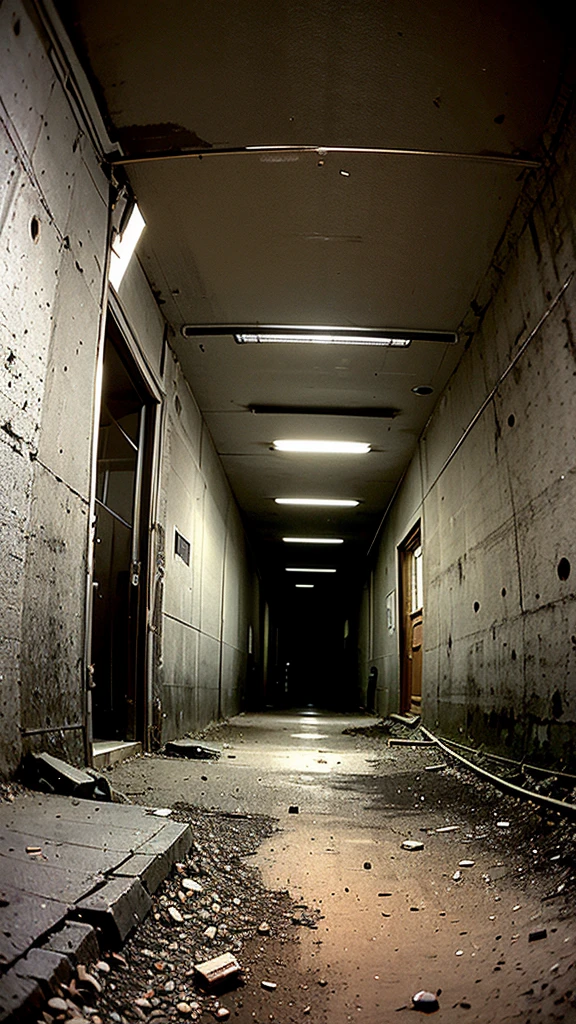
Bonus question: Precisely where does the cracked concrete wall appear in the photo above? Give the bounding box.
[361,94,576,767]
[0,2,258,772]
[0,0,109,772]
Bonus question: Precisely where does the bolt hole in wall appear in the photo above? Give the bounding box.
[558,557,571,581]
[474,601,480,613]
[508,413,515,427]
[13,17,20,34]
[30,216,40,243]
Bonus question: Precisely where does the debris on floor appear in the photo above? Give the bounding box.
[22,752,124,802]
[55,805,297,1024]
[23,752,101,799]
[412,989,440,1013]
[194,951,242,989]
[164,740,221,760]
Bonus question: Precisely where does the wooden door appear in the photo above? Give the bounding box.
[399,524,423,714]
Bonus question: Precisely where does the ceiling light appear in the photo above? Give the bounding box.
[275,498,359,507]
[236,332,410,347]
[283,537,344,544]
[285,567,337,573]
[273,440,370,454]
[295,584,315,588]
[109,203,145,290]
[181,325,458,345]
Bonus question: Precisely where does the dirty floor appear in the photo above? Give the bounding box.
[100,710,576,1023]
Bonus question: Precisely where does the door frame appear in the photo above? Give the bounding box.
[84,298,163,757]
[398,521,423,715]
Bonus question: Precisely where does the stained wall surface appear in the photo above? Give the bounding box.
[0,0,109,771]
[360,95,576,766]
[0,0,257,774]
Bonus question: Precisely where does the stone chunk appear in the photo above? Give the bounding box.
[401,840,424,851]
[24,753,96,798]
[164,740,220,760]
[412,990,439,1013]
[194,952,241,989]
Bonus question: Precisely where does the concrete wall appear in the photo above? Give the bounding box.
[360,93,576,767]
[153,344,254,741]
[0,0,109,771]
[0,0,258,774]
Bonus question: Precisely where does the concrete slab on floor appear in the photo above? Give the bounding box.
[0,792,191,1022]
[92,741,142,769]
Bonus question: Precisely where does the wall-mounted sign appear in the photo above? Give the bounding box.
[175,529,191,566]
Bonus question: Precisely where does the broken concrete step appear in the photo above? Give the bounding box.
[42,920,99,965]
[135,820,192,867]
[24,753,96,798]
[0,969,44,1023]
[112,851,171,895]
[13,947,73,993]
[75,877,152,945]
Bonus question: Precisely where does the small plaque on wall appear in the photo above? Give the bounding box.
[175,529,191,566]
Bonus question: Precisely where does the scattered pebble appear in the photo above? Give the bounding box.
[412,990,439,1013]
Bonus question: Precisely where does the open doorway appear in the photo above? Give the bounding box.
[90,317,155,746]
[399,522,423,715]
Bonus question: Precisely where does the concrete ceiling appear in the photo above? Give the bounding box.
[60,0,568,593]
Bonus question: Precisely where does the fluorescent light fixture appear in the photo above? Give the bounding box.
[109,203,145,289]
[273,439,370,454]
[283,537,344,544]
[275,497,359,507]
[236,332,410,347]
[181,325,458,345]
[295,584,315,588]
[285,567,337,573]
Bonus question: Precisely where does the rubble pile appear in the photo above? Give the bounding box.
[39,807,301,1024]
